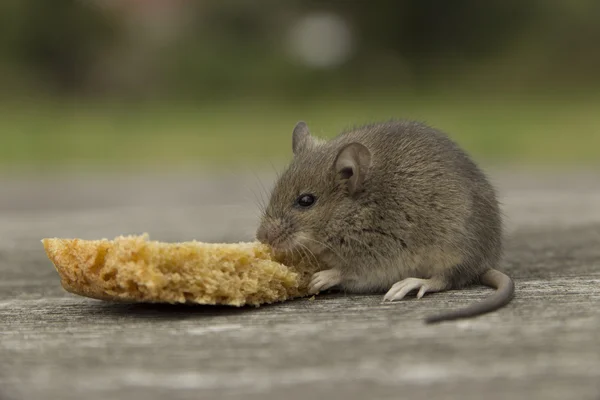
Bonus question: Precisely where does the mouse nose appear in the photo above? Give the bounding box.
[256,224,269,244]
[256,219,284,246]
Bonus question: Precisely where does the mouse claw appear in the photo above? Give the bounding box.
[307,269,342,295]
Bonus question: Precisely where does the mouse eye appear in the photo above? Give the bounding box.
[295,193,316,208]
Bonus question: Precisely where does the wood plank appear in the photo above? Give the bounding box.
[1,171,599,400]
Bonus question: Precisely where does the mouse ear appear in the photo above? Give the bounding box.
[334,143,371,195]
[292,121,313,155]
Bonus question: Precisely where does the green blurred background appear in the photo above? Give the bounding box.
[1,0,599,172]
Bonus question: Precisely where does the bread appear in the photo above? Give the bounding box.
[42,234,319,306]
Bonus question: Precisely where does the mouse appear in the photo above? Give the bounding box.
[255,120,514,324]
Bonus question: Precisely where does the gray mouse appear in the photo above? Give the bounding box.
[256,120,514,323]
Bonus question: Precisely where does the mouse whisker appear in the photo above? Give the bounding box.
[244,184,266,216]
[301,244,320,267]
[295,245,310,266]
[295,240,320,267]
[292,245,305,266]
[268,160,282,182]
[299,235,347,265]
[250,170,271,212]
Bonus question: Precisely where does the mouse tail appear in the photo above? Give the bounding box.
[424,269,515,324]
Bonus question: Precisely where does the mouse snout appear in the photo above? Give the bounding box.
[256,218,290,248]
[255,223,270,244]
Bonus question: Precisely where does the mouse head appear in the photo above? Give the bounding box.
[256,121,371,255]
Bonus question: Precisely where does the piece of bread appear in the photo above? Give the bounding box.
[42,234,319,306]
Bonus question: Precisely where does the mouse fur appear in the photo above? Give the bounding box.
[256,120,514,323]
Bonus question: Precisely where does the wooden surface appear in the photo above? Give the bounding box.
[1,170,599,400]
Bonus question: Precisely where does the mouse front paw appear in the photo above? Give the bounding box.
[308,269,342,295]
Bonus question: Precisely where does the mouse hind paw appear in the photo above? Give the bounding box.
[383,277,449,302]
